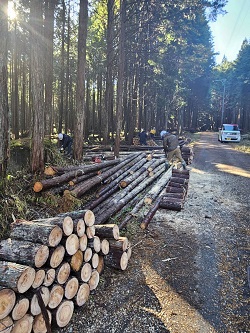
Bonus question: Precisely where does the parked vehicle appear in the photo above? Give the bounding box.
[218,124,241,143]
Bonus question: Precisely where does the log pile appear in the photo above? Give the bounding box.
[0,210,131,332]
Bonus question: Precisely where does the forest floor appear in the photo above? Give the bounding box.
[53,131,250,333]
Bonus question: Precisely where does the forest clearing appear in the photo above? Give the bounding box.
[0,132,250,332]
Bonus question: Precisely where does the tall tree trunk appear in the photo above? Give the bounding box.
[104,0,115,145]
[0,0,9,177]
[114,0,126,157]
[30,0,45,173]
[44,0,55,136]
[74,0,88,160]
[58,0,66,134]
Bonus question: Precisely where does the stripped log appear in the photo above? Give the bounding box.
[94,224,120,240]
[74,283,90,307]
[0,287,16,319]
[159,197,184,211]
[47,285,64,309]
[10,220,63,247]
[11,314,33,333]
[0,316,13,333]
[104,250,128,271]
[0,239,49,268]
[0,261,35,293]
[11,296,29,321]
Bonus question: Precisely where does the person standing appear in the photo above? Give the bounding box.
[160,130,186,169]
[58,133,73,156]
[138,129,147,145]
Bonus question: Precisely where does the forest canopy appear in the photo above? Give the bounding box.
[1,0,250,174]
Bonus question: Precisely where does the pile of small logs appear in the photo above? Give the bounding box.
[160,168,190,210]
[0,210,131,333]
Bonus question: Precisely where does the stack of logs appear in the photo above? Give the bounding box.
[0,210,131,333]
[160,168,190,211]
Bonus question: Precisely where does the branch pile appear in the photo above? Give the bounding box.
[0,210,131,332]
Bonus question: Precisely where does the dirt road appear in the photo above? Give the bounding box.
[57,132,250,333]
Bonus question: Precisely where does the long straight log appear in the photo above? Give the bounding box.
[102,153,147,185]
[94,164,165,225]
[140,197,162,230]
[143,166,173,204]
[119,160,155,188]
[66,154,139,198]
[10,220,63,247]
[0,287,16,319]
[35,159,121,192]
[0,239,49,268]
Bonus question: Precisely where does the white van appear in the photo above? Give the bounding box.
[218,124,241,143]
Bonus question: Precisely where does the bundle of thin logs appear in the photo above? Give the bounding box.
[0,210,131,333]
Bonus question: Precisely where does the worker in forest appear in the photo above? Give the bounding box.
[58,133,73,157]
[138,129,147,145]
[149,127,156,139]
[160,130,187,170]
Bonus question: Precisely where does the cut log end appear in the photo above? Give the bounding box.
[33,182,43,193]
[0,316,13,333]
[55,300,74,328]
[11,314,34,333]
[0,288,16,320]
[84,210,95,226]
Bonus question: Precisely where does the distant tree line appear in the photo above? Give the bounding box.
[1,0,250,175]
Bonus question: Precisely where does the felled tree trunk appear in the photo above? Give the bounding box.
[0,261,35,294]
[10,220,63,247]
[0,239,49,268]
[159,197,184,211]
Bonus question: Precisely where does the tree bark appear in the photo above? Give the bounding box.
[94,224,120,240]
[104,250,128,271]
[10,220,63,247]
[32,216,74,237]
[0,239,49,268]
[159,197,184,211]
